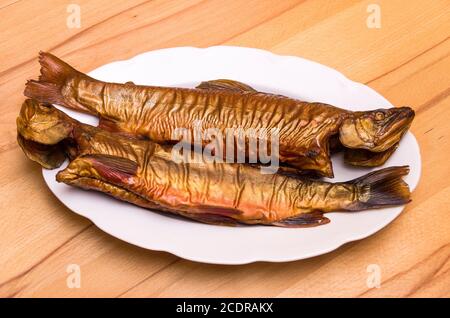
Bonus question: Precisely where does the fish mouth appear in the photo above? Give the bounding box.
[17,134,67,169]
[344,142,399,167]
[372,107,414,152]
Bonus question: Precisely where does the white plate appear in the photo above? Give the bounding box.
[42,46,421,265]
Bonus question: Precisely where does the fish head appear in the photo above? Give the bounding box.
[339,107,414,152]
[16,99,75,169]
[17,99,74,145]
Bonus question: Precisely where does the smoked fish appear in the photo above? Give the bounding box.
[17,100,411,227]
[24,52,415,177]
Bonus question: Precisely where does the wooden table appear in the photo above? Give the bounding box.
[0,0,449,298]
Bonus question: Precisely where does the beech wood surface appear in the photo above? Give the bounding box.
[0,0,449,297]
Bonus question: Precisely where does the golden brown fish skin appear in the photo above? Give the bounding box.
[55,78,348,177]
[56,116,354,224]
[57,148,352,224]
[17,100,411,227]
[23,53,352,177]
[55,125,390,225]
[24,52,414,177]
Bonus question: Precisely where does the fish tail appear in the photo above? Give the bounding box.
[350,166,411,210]
[24,51,90,112]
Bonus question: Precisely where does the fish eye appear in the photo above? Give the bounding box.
[375,112,385,121]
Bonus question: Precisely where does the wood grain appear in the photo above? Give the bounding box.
[0,0,449,297]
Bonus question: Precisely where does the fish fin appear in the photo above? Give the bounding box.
[273,211,330,228]
[193,205,243,216]
[281,148,334,178]
[344,143,399,167]
[98,117,119,132]
[24,52,91,112]
[350,166,411,210]
[175,204,242,226]
[24,79,66,106]
[182,212,239,226]
[196,79,257,93]
[83,154,138,184]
